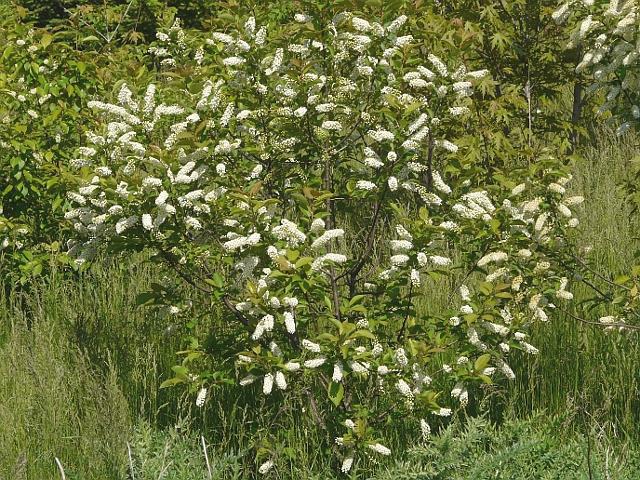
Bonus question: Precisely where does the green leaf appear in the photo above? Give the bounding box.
[349,329,376,340]
[328,381,344,407]
[348,295,366,307]
[205,273,224,289]
[160,377,184,388]
[135,292,156,306]
[614,275,630,285]
[40,33,53,48]
[474,354,491,372]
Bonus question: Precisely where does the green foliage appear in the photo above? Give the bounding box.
[1,1,640,478]
[374,415,640,480]
[128,422,245,479]
[0,12,98,282]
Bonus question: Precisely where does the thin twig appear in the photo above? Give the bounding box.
[447,243,492,307]
[559,308,640,332]
[570,253,631,291]
[397,283,414,343]
[108,0,135,43]
[63,8,109,42]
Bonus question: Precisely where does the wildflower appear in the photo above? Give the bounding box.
[263,373,274,395]
[395,347,408,367]
[310,218,325,233]
[520,341,539,355]
[311,253,347,271]
[427,53,448,77]
[223,56,246,66]
[556,277,573,300]
[302,339,321,353]
[272,219,306,247]
[460,285,471,301]
[356,180,377,191]
[564,196,584,206]
[477,251,508,267]
[460,304,473,315]
[275,371,287,390]
[438,139,458,152]
[420,418,431,440]
[284,361,300,371]
[410,269,421,286]
[258,460,274,474]
[548,182,566,195]
[284,312,296,334]
[367,128,394,142]
[396,379,413,398]
[440,221,458,231]
[432,171,452,194]
[387,14,407,33]
[185,217,202,230]
[311,229,344,249]
[368,443,391,455]
[391,240,413,252]
[390,254,409,266]
[496,359,516,379]
[196,387,207,407]
[341,457,354,473]
[430,255,452,267]
[333,362,344,382]
[433,407,452,416]
[322,120,343,131]
[303,357,326,368]
[265,48,284,75]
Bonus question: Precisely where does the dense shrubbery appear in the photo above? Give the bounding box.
[61,11,591,473]
[2,0,640,477]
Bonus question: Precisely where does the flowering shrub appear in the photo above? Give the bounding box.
[551,0,640,333]
[0,20,98,282]
[553,0,640,134]
[66,11,583,474]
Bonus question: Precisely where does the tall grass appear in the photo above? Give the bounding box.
[0,258,184,479]
[506,129,640,440]
[0,296,130,479]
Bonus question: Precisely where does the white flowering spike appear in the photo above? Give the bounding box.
[195,387,207,407]
[284,311,296,334]
[368,443,391,456]
[258,460,274,474]
[341,457,354,473]
[275,371,287,390]
[420,418,431,440]
[333,362,344,382]
[263,373,274,395]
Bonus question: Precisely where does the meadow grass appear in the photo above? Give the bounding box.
[505,129,640,441]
